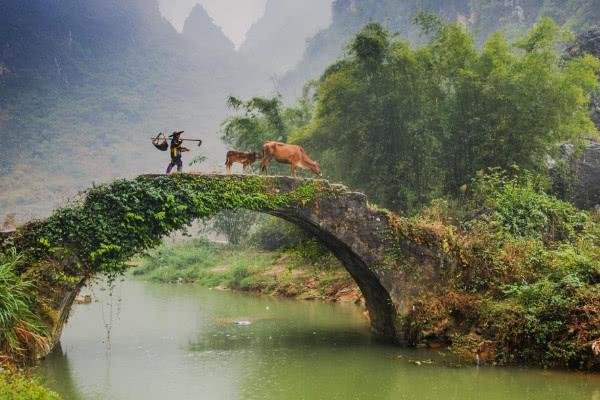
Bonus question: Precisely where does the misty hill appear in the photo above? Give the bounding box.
[0,0,176,87]
[0,0,260,218]
[182,4,236,57]
[239,0,334,77]
[280,0,600,99]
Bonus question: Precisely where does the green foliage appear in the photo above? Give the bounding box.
[222,95,287,150]
[134,239,275,289]
[486,274,598,367]
[292,19,599,212]
[0,250,49,362]
[230,263,251,289]
[133,237,343,295]
[413,11,444,36]
[204,210,258,245]
[247,215,339,269]
[132,239,221,284]
[221,94,313,153]
[350,22,390,68]
[16,175,323,278]
[471,168,588,242]
[0,371,60,400]
[248,215,312,251]
[283,239,341,271]
[393,168,600,368]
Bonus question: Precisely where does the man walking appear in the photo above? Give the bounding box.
[166,130,189,174]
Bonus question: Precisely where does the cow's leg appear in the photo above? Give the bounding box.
[290,164,296,177]
[225,161,232,174]
[261,157,271,175]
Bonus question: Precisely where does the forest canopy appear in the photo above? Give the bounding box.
[279,17,600,212]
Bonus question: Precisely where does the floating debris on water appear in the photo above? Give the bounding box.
[234,320,252,326]
[409,359,434,366]
[75,294,92,304]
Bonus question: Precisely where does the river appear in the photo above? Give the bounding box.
[36,279,600,400]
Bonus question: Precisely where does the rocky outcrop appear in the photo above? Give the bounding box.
[44,280,86,359]
[549,143,600,209]
[592,93,600,130]
[548,29,600,207]
[568,27,600,129]
[569,27,600,58]
[575,143,600,208]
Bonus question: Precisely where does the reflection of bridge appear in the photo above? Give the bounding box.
[8,174,463,344]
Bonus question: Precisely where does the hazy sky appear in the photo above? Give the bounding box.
[158,0,268,48]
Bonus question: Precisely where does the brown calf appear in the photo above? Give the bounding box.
[225,151,259,174]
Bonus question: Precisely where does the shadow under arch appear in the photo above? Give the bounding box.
[265,207,396,340]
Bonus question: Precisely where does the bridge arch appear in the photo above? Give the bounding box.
[11,174,410,340]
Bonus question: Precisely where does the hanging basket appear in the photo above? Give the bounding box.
[152,133,168,151]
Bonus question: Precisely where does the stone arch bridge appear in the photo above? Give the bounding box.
[6,174,462,344]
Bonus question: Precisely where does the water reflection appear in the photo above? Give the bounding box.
[37,280,600,400]
[189,323,372,351]
[37,344,87,400]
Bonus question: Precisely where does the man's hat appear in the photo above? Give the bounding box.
[169,130,184,138]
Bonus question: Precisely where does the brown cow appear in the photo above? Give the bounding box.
[225,150,259,174]
[260,141,321,177]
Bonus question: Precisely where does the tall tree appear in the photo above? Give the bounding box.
[291,18,599,212]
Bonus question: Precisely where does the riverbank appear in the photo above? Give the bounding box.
[0,368,60,399]
[131,239,364,306]
[385,171,600,370]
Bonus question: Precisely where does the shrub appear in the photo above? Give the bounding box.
[0,250,49,362]
[0,370,60,400]
[405,168,600,368]
[248,216,311,251]
[486,276,596,367]
[230,263,251,288]
[133,239,219,282]
[471,168,587,242]
[283,239,339,270]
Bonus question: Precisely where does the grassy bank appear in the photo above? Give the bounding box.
[132,239,363,304]
[0,244,83,399]
[0,369,59,400]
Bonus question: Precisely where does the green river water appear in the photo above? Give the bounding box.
[37,279,599,400]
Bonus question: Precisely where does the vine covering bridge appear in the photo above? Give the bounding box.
[5,174,466,342]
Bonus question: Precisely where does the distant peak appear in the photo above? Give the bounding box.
[182,3,234,52]
[184,3,217,29]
